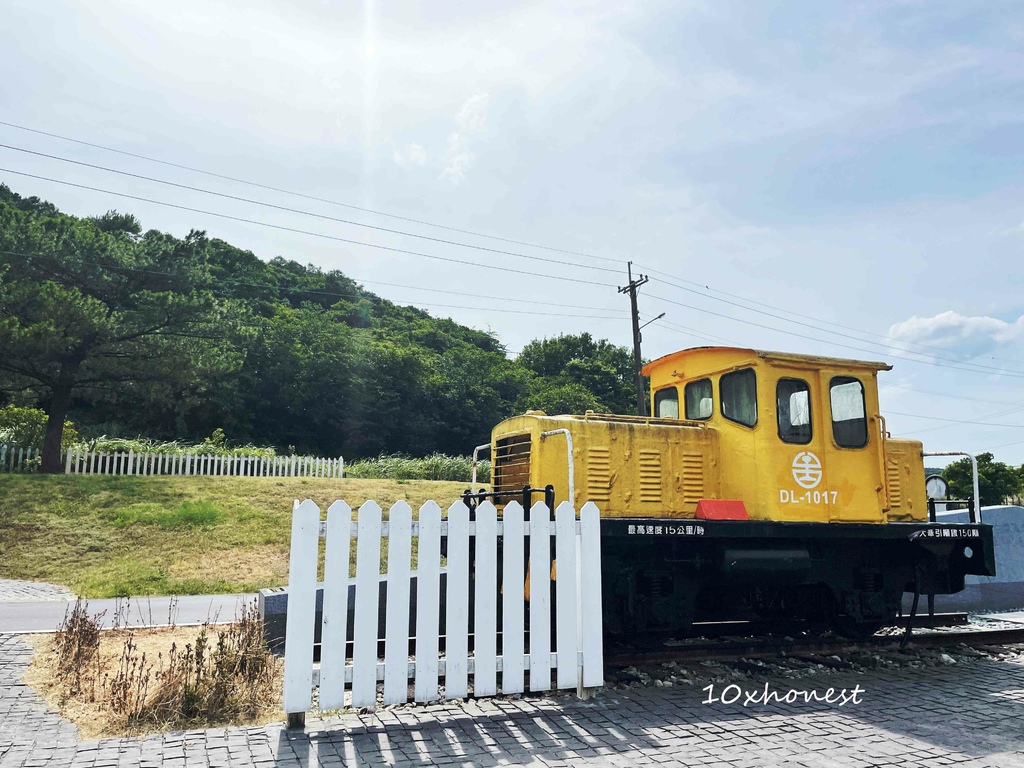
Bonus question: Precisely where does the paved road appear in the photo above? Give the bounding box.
[0,576,257,634]
[4,578,1024,766]
[4,628,1024,767]
[0,593,259,634]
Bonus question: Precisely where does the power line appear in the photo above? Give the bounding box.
[0,250,624,321]
[989,437,1024,450]
[6,121,1021,382]
[638,265,1024,368]
[0,119,622,266]
[641,317,1024,408]
[0,168,617,289]
[645,275,1024,376]
[888,409,1024,429]
[898,403,1024,436]
[881,382,1024,408]
[644,291,1024,380]
[0,142,622,276]
[354,277,629,314]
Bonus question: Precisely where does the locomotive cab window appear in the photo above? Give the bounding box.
[654,387,679,418]
[684,378,713,420]
[777,378,811,444]
[830,376,868,448]
[720,368,757,427]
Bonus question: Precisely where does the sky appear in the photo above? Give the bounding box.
[1,0,1022,466]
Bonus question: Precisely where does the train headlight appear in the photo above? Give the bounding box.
[925,474,948,501]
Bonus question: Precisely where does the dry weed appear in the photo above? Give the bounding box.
[27,599,282,737]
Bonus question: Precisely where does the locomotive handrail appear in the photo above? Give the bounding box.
[470,443,490,493]
[540,428,575,506]
[923,451,981,524]
[877,415,891,513]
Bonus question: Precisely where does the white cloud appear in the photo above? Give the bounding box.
[393,143,428,168]
[887,311,1024,361]
[440,92,490,184]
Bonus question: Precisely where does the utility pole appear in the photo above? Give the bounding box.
[619,262,650,416]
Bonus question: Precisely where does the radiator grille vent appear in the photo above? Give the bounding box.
[681,454,704,504]
[587,448,611,502]
[493,434,531,496]
[886,462,903,508]
[639,450,662,503]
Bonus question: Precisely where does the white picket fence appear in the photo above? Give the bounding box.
[63,449,343,478]
[0,444,41,472]
[282,498,604,721]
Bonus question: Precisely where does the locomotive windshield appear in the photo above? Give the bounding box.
[720,368,757,427]
[654,387,679,418]
[684,378,713,420]
[777,378,812,444]
[830,377,868,448]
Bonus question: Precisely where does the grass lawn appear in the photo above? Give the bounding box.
[0,475,471,598]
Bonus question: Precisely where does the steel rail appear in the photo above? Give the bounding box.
[606,624,1024,666]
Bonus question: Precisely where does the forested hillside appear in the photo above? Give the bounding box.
[0,184,637,465]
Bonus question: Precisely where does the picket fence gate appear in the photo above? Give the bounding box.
[282,498,604,726]
[62,449,343,478]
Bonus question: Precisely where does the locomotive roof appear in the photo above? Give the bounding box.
[642,346,893,376]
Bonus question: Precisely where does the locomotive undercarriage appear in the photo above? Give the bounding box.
[600,518,995,639]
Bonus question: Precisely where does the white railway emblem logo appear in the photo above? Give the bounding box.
[792,452,823,489]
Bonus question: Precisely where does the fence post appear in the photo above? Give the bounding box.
[501,501,526,694]
[414,501,443,702]
[319,500,353,711]
[445,501,471,699]
[529,501,552,691]
[382,501,413,706]
[282,499,320,728]
[579,502,604,691]
[351,501,384,708]
[474,501,499,697]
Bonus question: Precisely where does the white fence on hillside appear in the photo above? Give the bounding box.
[65,450,344,478]
[0,443,343,478]
[282,498,604,722]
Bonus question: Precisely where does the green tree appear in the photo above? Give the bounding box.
[942,452,1020,507]
[517,333,636,414]
[0,187,239,471]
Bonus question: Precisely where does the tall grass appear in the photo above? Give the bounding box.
[345,453,490,483]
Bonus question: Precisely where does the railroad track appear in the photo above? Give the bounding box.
[606,620,1024,667]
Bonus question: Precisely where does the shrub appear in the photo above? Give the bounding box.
[52,599,104,700]
[0,404,78,449]
[344,453,490,483]
[141,603,278,728]
[70,433,276,459]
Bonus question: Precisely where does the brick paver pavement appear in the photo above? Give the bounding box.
[0,579,76,603]
[3,632,1024,766]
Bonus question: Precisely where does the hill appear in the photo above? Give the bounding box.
[0,475,468,597]
[0,184,637,463]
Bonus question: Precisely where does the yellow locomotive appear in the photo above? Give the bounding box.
[473,346,995,636]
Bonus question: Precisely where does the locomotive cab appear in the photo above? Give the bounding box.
[643,347,926,523]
